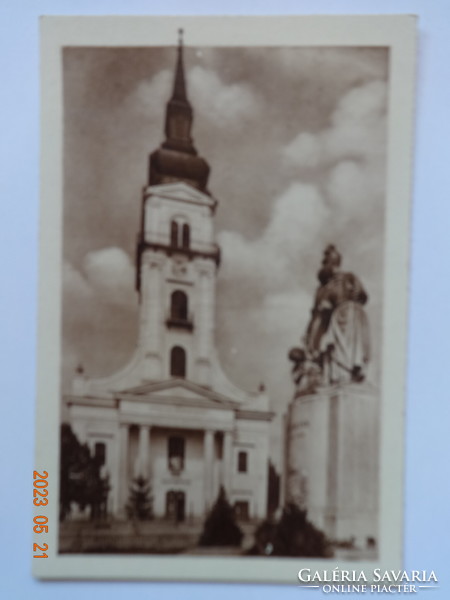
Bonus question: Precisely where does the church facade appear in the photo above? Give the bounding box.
[64,38,273,522]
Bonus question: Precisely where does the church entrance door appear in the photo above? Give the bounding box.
[166,490,186,523]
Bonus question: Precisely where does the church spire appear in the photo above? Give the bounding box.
[148,30,210,193]
[171,28,189,104]
[163,28,194,152]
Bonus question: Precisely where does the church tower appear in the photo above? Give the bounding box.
[135,30,219,387]
[67,34,273,523]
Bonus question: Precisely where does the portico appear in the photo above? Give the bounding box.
[67,378,272,521]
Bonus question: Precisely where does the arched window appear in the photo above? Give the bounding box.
[170,217,190,249]
[170,220,179,247]
[182,223,190,249]
[170,346,186,378]
[171,290,188,321]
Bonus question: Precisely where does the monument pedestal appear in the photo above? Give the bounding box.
[285,382,379,547]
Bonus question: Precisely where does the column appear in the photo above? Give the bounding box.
[118,424,129,515]
[134,425,151,480]
[203,430,214,511]
[222,430,233,496]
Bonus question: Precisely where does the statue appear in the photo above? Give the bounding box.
[289,245,370,392]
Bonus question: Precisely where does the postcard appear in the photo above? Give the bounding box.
[34,14,416,583]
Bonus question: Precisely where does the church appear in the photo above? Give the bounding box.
[64,37,273,523]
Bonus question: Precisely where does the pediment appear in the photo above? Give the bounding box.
[119,378,239,409]
[147,182,217,209]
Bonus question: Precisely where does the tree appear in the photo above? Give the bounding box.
[199,486,243,547]
[60,423,81,520]
[59,423,110,521]
[267,460,280,516]
[126,476,154,521]
[248,503,331,557]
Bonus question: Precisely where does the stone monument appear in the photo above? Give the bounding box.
[285,245,379,548]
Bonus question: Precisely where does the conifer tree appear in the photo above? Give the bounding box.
[199,486,243,546]
[126,476,154,521]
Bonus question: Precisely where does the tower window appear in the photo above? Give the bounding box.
[170,220,179,247]
[171,290,188,321]
[182,223,190,249]
[170,346,186,378]
[168,436,185,473]
[237,451,248,473]
[167,290,193,330]
[170,218,190,249]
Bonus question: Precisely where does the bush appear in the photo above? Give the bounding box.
[126,476,154,521]
[248,503,331,557]
[199,486,243,547]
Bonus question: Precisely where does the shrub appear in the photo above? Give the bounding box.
[126,476,154,521]
[199,486,243,547]
[249,503,331,557]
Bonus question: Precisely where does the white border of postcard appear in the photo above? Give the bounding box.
[35,14,416,583]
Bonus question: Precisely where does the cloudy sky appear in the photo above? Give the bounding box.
[62,44,389,466]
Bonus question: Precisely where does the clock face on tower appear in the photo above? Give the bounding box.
[171,255,188,278]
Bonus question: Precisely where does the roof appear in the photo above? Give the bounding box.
[65,378,274,421]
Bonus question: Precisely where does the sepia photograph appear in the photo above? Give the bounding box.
[34,15,416,582]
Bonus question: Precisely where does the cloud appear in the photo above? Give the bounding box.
[264,183,329,265]
[61,248,139,391]
[63,260,93,302]
[324,158,385,234]
[216,287,311,395]
[282,80,387,170]
[270,47,388,88]
[283,132,321,169]
[126,66,263,131]
[259,289,312,343]
[218,182,329,298]
[332,79,387,127]
[125,69,172,118]
[215,181,330,396]
[82,247,137,308]
[216,79,387,399]
[326,80,387,163]
[280,79,387,254]
[188,66,263,126]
